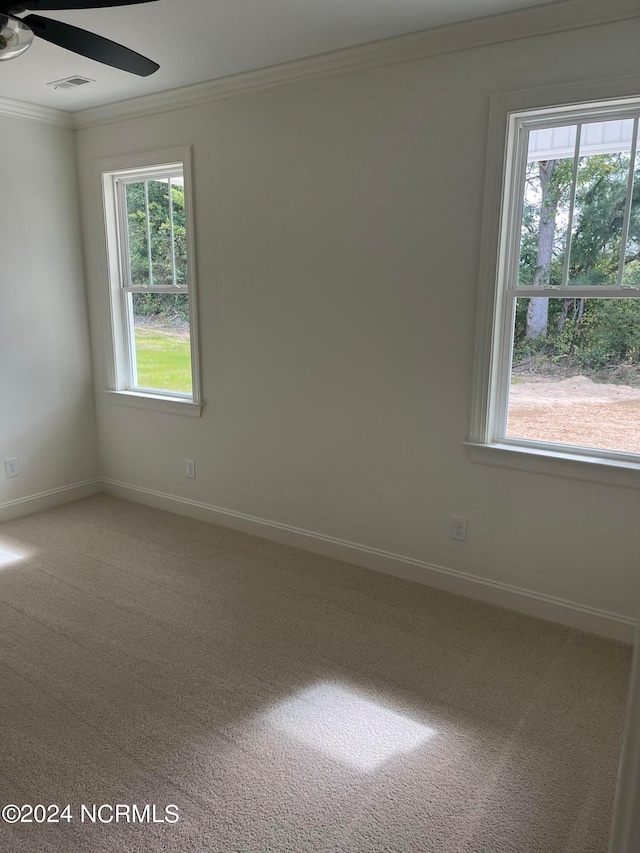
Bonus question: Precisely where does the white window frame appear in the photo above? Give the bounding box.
[468,77,640,489]
[100,147,202,417]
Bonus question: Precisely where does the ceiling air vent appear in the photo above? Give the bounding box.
[47,76,95,90]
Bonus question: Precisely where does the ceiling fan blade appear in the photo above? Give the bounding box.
[23,13,159,75]
[15,2,157,10]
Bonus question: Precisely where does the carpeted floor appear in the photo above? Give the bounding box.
[0,495,631,852]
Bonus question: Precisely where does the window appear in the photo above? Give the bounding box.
[470,91,640,481]
[101,148,201,415]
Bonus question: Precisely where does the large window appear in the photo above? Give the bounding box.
[101,149,201,415]
[472,95,640,474]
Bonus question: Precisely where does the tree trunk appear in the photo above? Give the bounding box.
[557,298,571,331]
[526,160,559,339]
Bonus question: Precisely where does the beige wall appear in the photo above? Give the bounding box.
[76,17,640,622]
[0,115,99,512]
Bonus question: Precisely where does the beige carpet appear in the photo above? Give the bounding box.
[0,495,631,852]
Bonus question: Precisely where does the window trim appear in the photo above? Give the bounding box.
[99,147,202,416]
[469,76,640,487]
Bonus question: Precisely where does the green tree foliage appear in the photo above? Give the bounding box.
[576,296,640,368]
[126,179,189,323]
[569,153,635,286]
[515,147,640,375]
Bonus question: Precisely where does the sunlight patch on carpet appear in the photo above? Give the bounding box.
[0,540,32,569]
[263,681,436,771]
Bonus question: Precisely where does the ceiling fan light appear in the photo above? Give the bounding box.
[0,14,34,61]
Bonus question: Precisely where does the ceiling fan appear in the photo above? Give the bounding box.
[0,0,159,76]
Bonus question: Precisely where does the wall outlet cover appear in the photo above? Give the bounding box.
[450,515,467,541]
[4,458,19,478]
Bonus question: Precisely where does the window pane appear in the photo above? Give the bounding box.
[126,182,150,287]
[567,119,635,287]
[147,179,174,288]
[624,141,640,276]
[170,177,188,287]
[130,293,192,394]
[518,125,577,290]
[125,177,187,289]
[507,297,640,454]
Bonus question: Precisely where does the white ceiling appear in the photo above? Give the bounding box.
[0,0,559,112]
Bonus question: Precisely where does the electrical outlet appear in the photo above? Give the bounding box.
[450,516,467,541]
[4,458,18,479]
[185,459,196,479]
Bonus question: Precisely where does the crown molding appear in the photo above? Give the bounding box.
[0,94,73,128]
[72,0,640,130]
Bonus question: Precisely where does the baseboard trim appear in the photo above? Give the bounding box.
[0,479,102,523]
[101,479,637,644]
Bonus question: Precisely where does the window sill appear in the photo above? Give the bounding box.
[465,441,640,490]
[104,390,203,417]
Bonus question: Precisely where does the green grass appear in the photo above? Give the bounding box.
[134,327,192,394]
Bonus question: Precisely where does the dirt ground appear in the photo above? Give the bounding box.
[507,375,640,454]
[134,318,191,342]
